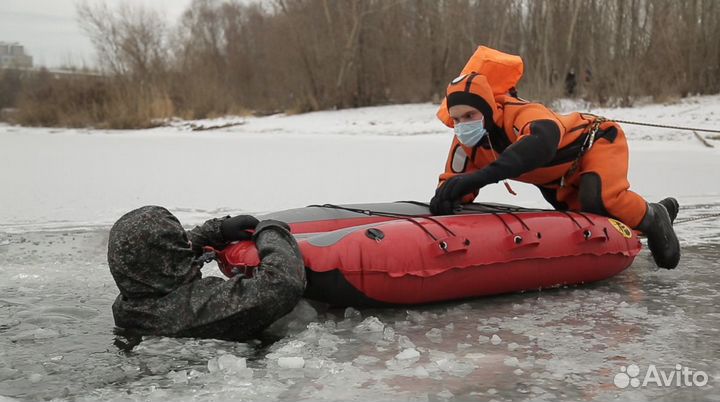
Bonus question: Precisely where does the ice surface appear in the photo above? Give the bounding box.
[9,327,60,341]
[3,96,720,233]
[1,224,718,402]
[1,97,719,401]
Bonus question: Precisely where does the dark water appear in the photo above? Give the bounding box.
[0,207,718,401]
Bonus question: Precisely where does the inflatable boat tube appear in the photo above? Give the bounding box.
[215,202,641,306]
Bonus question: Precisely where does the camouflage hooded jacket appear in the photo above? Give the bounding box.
[107,206,305,341]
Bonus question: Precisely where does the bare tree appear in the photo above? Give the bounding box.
[13,0,720,128]
[77,1,169,79]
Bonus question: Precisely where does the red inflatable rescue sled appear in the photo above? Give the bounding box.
[215,202,641,306]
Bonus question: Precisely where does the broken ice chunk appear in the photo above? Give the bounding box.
[406,310,426,323]
[28,373,42,383]
[425,328,443,343]
[413,365,429,378]
[168,370,188,384]
[275,340,306,355]
[344,307,361,319]
[208,355,252,377]
[397,335,416,349]
[353,355,380,366]
[353,316,385,333]
[278,357,305,369]
[207,357,220,373]
[395,348,421,360]
[218,354,247,372]
[503,357,520,367]
[433,355,476,377]
[383,326,395,341]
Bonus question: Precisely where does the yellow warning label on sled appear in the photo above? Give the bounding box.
[608,219,633,238]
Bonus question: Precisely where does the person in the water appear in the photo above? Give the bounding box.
[107,205,305,341]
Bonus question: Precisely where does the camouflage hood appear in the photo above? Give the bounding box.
[108,206,200,299]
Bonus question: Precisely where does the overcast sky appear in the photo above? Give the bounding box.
[0,0,192,68]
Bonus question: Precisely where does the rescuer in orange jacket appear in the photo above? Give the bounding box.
[430,72,681,269]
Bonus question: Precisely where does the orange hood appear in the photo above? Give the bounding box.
[445,73,501,129]
[437,46,524,128]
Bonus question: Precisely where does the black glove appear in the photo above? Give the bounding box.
[220,215,260,242]
[434,171,490,206]
[429,194,458,215]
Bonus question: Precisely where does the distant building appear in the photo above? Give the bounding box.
[0,42,33,68]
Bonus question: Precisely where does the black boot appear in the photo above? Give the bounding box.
[636,203,681,269]
[658,197,679,224]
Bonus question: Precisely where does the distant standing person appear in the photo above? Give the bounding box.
[565,69,577,96]
[107,206,306,341]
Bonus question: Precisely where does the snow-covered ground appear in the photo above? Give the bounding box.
[1,95,719,401]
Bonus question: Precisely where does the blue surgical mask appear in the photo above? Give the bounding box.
[454,119,487,147]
